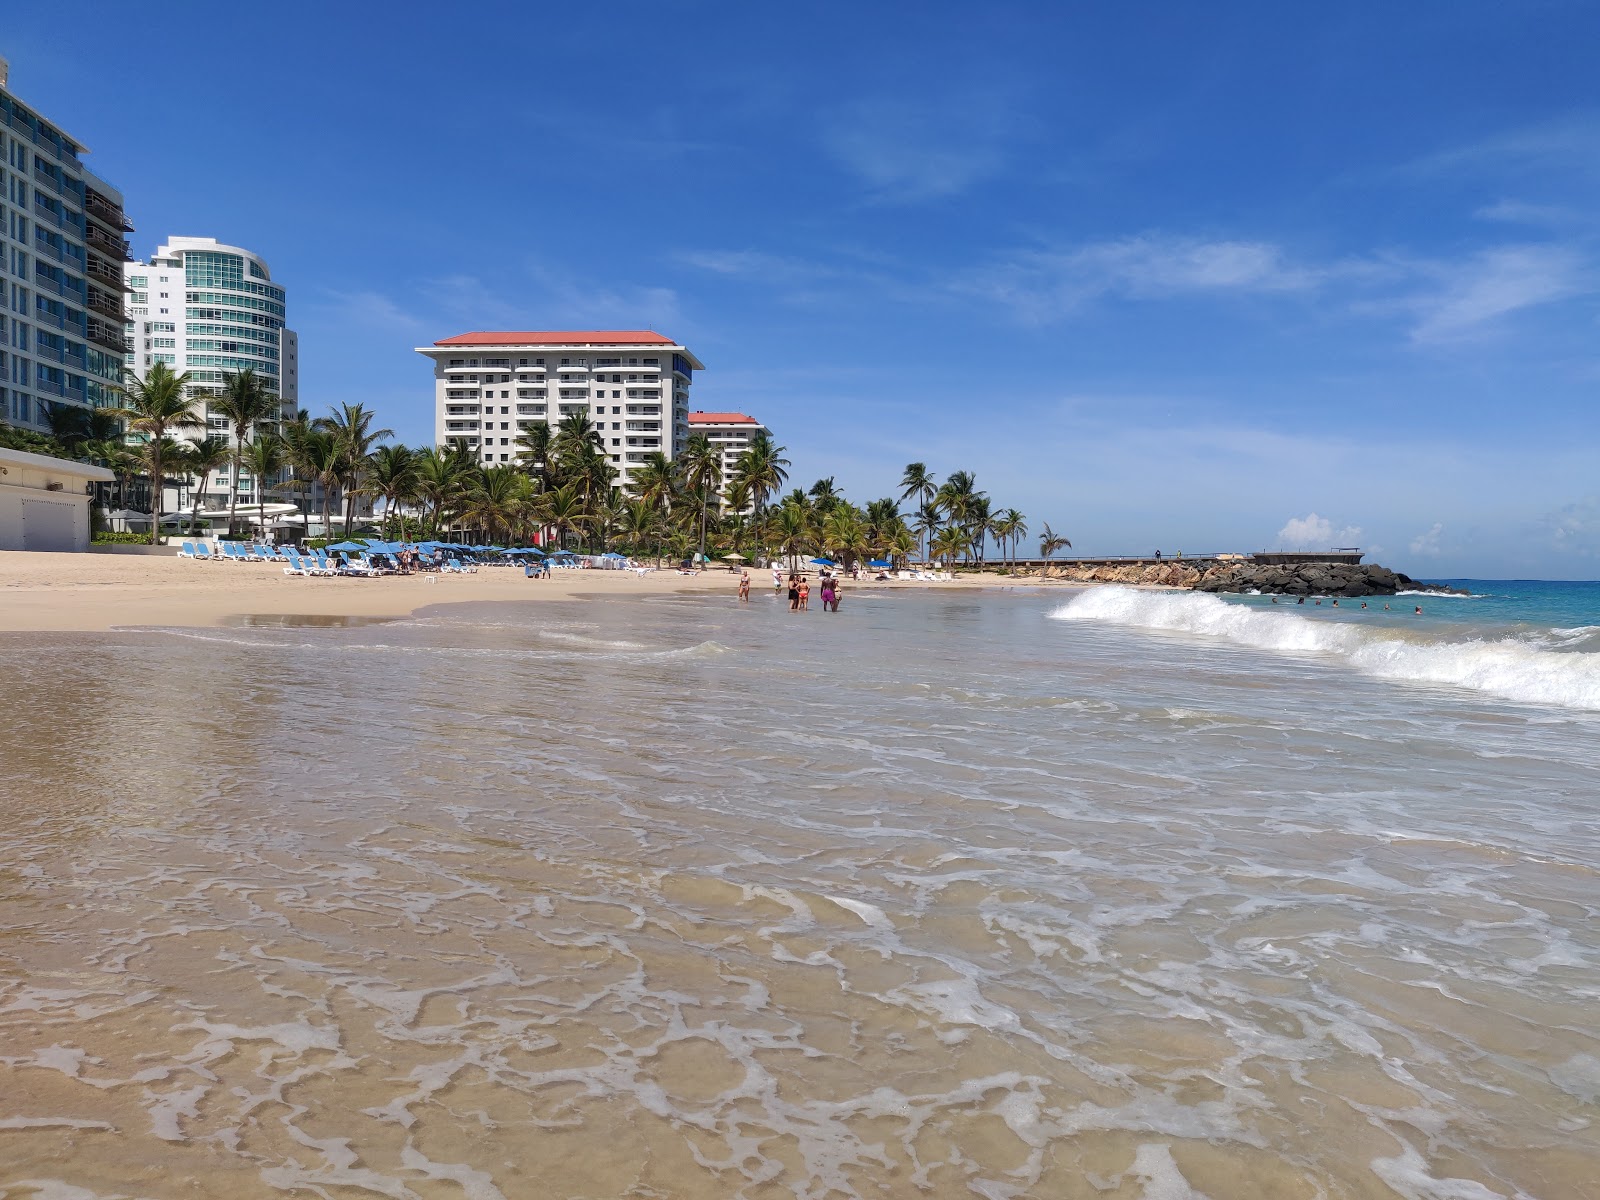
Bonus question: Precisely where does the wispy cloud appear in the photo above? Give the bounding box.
[311,288,431,332]
[963,233,1322,321]
[822,94,1023,202]
[1542,496,1600,556]
[1411,115,1600,184]
[1404,245,1587,343]
[967,230,1592,342]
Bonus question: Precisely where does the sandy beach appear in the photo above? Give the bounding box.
[0,551,1030,632]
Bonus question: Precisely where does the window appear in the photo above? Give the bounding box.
[611,438,620,446]
[612,390,621,398]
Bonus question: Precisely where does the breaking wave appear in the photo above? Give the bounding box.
[1051,587,1600,711]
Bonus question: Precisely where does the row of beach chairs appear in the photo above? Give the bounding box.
[176,541,485,578]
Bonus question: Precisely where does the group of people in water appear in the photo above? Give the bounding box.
[1271,596,1424,613]
[734,567,845,612]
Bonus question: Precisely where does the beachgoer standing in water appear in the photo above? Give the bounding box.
[773,567,783,592]
[798,578,810,610]
[738,571,750,602]
[820,576,835,612]
[829,579,843,612]
[788,574,800,611]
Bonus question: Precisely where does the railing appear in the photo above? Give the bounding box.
[84,191,127,227]
[84,226,130,259]
[85,258,124,288]
[86,291,124,319]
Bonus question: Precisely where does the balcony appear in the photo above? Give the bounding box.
[84,190,133,233]
[85,288,124,319]
[515,366,546,376]
[556,364,589,374]
[84,225,131,260]
[87,319,129,353]
[445,421,480,432]
[85,256,126,289]
[626,422,660,432]
[445,405,480,415]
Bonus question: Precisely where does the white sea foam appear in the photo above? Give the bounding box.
[1052,587,1600,711]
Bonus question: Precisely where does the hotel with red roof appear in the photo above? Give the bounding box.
[416,331,705,489]
[688,411,772,508]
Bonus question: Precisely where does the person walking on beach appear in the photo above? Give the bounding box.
[738,571,750,602]
[773,566,783,592]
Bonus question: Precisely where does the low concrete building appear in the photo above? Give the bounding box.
[0,448,114,552]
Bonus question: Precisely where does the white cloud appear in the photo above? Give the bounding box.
[313,289,430,332]
[823,95,1019,202]
[967,234,1320,321]
[1543,497,1600,556]
[1409,522,1445,556]
[1277,513,1362,550]
[1406,245,1587,343]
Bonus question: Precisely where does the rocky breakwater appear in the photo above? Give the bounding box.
[1037,560,1468,597]
[1192,561,1468,597]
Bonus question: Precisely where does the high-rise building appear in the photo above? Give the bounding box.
[687,411,771,507]
[416,330,703,490]
[0,57,132,432]
[123,237,299,515]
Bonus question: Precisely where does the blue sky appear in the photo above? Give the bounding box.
[9,1,1600,576]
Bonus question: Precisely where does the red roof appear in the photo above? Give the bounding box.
[689,412,759,425]
[434,330,675,347]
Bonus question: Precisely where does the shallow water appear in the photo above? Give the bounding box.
[0,587,1596,1198]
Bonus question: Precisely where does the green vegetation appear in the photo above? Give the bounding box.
[5,370,1069,567]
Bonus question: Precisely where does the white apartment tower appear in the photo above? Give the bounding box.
[688,411,771,506]
[416,331,703,489]
[1,59,132,431]
[123,237,299,513]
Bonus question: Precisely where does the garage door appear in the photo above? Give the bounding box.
[21,498,78,552]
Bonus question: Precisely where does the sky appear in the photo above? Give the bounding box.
[7,1,1600,577]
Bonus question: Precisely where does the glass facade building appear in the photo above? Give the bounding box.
[0,58,131,430]
[124,238,300,512]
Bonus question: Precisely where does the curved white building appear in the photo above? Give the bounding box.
[123,237,300,515]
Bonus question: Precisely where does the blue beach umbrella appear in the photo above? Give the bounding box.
[868,559,892,568]
[327,540,366,552]
[809,557,836,566]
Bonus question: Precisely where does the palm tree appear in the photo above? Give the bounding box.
[732,432,790,526]
[208,369,277,537]
[295,430,346,539]
[178,436,231,535]
[514,422,553,484]
[364,444,418,539]
[899,463,938,561]
[628,450,676,519]
[617,498,660,560]
[995,509,1027,570]
[1039,522,1072,559]
[931,524,973,567]
[113,363,203,544]
[542,482,588,551]
[245,435,288,540]
[775,499,811,569]
[678,433,723,565]
[464,465,528,545]
[320,402,394,534]
[83,438,141,514]
[413,445,475,537]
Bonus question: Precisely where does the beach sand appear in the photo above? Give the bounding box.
[0,551,1031,632]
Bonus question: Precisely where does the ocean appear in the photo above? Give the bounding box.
[0,581,1596,1198]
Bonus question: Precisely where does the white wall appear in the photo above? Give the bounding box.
[0,449,113,552]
